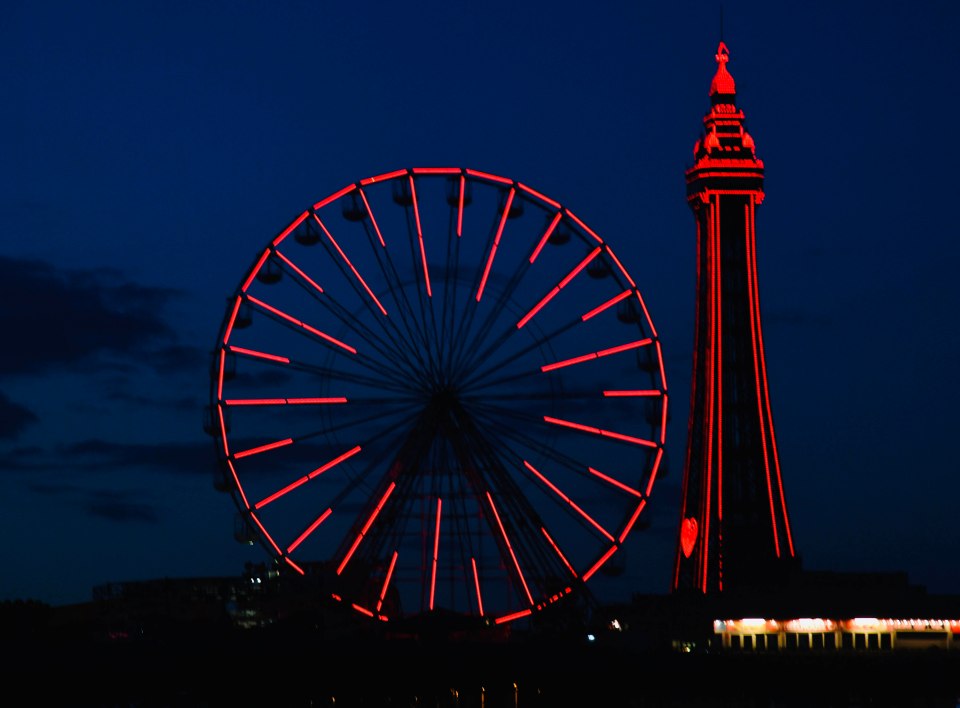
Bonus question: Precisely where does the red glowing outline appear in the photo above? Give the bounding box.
[241,249,271,293]
[360,169,408,185]
[225,397,347,406]
[358,188,386,247]
[271,210,310,247]
[465,169,512,185]
[228,345,290,364]
[313,184,357,211]
[518,182,561,210]
[603,389,661,397]
[494,608,532,625]
[619,499,647,544]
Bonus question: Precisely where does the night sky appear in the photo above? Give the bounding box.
[2,1,958,608]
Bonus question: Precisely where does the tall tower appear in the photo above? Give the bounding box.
[673,42,798,594]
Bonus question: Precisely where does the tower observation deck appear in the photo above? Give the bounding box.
[673,42,799,594]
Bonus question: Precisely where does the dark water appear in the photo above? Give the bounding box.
[15,633,960,707]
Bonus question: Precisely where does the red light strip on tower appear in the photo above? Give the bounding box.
[337,482,397,575]
[528,212,562,264]
[358,188,386,247]
[313,184,357,211]
[476,188,516,302]
[312,213,388,316]
[581,289,631,321]
[247,296,358,354]
[543,416,657,448]
[409,175,432,297]
[274,249,324,293]
[233,437,294,459]
[376,550,399,612]
[582,545,618,581]
[701,198,718,591]
[524,461,614,541]
[485,491,534,605]
[540,526,577,577]
[471,557,484,616]
[745,201,779,556]
[587,466,643,498]
[286,508,332,554]
[429,498,442,610]
[225,397,347,406]
[271,210,310,247]
[541,338,652,372]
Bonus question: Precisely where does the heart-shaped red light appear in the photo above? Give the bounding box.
[680,517,698,558]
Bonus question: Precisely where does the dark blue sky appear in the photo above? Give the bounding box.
[2,1,958,607]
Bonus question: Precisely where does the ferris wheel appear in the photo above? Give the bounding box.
[208,167,668,626]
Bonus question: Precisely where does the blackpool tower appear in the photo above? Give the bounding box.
[673,42,799,594]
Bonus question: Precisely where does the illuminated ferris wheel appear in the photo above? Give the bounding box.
[208,167,668,626]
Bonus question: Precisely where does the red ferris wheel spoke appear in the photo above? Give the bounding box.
[522,460,614,542]
[376,550,399,613]
[429,497,442,611]
[581,288,632,322]
[224,397,347,406]
[336,482,397,575]
[527,211,563,265]
[272,248,325,294]
[246,295,357,354]
[253,445,363,510]
[311,213,388,316]
[408,175,432,298]
[485,491,534,605]
[539,526,578,579]
[286,507,333,554]
[516,246,600,329]
[470,557,484,616]
[543,415,659,448]
[227,345,289,363]
[587,466,644,498]
[233,437,294,459]
[476,188,515,303]
[540,338,653,372]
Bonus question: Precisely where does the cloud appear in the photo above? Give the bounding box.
[85,491,161,523]
[0,256,182,376]
[0,392,37,439]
